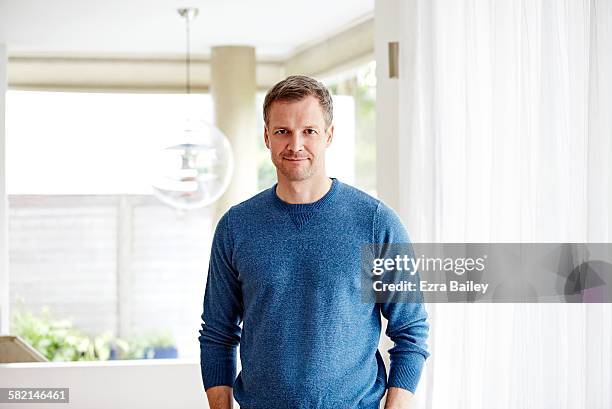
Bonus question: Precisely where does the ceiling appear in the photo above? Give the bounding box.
[0,0,374,60]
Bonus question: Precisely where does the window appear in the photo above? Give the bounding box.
[325,61,377,197]
[7,91,215,360]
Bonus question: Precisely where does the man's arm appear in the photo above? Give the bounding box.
[385,387,414,409]
[374,202,430,405]
[379,292,429,403]
[198,211,243,407]
[205,386,234,409]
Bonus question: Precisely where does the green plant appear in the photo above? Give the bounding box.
[11,307,177,361]
[11,307,112,361]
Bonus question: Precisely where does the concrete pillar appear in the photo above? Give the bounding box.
[210,46,258,224]
[0,44,9,334]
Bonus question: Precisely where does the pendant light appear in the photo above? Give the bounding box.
[151,8,233,211]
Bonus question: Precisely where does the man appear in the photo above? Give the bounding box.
[199,75,429,409]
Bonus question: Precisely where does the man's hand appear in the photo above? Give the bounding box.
[384,386,414,409]
[205,385,233,409]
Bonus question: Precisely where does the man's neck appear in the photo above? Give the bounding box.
[275,175,333,204]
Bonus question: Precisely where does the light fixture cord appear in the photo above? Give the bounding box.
[185,13,191,94]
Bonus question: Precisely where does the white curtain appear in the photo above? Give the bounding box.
[395,1,612,408]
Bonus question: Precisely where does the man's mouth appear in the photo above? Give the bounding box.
[283,157,308,161]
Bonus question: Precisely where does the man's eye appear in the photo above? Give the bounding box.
[305,129,317,135]
[275,129,287,135]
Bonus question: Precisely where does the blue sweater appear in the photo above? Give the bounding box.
[198,178,429,409]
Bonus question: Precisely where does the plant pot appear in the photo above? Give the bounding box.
[148,346,178,359]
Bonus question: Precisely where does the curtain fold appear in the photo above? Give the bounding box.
[396,1,612,408]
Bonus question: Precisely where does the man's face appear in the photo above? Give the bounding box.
[264,95,333,182]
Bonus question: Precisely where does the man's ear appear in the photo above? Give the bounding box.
[326,125,334,146]
[264,126,270,149]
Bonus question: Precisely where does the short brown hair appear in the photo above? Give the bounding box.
[263,75,333,128]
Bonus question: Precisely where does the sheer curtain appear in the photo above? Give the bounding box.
[395,1,612,408]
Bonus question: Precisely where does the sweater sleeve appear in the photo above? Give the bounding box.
[198,210,243,390]
[373,202,430,393]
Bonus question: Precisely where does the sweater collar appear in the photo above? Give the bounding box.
[271,178,339,213]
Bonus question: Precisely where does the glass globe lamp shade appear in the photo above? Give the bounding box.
[152,120,233,210]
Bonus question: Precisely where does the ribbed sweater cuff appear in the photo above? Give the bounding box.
[201,361,236,390]
[387,353,426,393]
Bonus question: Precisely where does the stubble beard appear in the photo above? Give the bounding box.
[273,155,317,182]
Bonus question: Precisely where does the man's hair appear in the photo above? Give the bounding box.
[263,75,333,129]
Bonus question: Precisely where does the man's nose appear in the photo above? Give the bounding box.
[287,132,304,152]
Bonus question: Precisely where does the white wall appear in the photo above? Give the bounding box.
[0,360,209,409]
[0,43,9,334]
[375,0,401,211]
[374,2,402,407]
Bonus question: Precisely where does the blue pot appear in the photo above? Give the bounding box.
[151,346,178,359]
[109,345,118,360]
